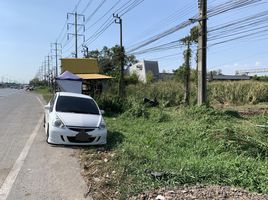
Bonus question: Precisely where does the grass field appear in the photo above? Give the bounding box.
[80,106,268,199]
[33,86,53,103]
[33,83,268,199]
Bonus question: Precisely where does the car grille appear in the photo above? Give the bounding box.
[67,126,95,133]
[67,136,96,143]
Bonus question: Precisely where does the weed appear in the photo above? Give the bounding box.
[101,107,268,198]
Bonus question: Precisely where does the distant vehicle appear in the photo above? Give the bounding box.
[44,92,107,145]
[25,86,34,91]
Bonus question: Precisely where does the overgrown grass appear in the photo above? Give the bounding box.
[96,80,196,115]
[81,106,268,199]
[97,80,268,116]
[209,81,268,105]
[33,86,53,103]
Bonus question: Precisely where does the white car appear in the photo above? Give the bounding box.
[44,92,107,145]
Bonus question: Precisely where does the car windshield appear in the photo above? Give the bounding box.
[56,96,100,115]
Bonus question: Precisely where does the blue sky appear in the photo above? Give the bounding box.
[0,0,267,83]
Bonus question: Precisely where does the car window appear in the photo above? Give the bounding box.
[55,96,100,115]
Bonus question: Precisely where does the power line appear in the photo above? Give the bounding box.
[81,0,94,14]
[126,0,264,54]
[78,0,146,52]
[125,1,196,46]
[73,0,83,12]
[118,0,145,16]
[84,0,107,25]
[85,0,122,31]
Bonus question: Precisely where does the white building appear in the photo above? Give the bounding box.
[127,60,159,83]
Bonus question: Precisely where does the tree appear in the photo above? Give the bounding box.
[178,26,199,106]
[87,45,138,79]
[209,69,222,76]
[29,78,46,87]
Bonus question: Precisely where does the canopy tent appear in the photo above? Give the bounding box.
[76,74,113,80]
[56,71,82,93]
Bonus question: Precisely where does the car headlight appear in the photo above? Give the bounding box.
[99,118,106,129]
[52,115,65,128]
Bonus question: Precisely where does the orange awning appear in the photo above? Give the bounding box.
[76,74,113,80]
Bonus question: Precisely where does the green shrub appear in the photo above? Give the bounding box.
[123,101,150,118]
[125,72,139,85]
[146,71,154,84]
[96,96,126,115]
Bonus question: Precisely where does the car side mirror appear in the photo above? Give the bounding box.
[100,110,105,115]
[44,105,50,110]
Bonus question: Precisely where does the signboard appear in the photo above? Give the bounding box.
[61,58,99,74]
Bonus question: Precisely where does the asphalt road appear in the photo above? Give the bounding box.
[0,89,91,200]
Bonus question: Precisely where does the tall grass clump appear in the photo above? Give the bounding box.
[127,79,197,107]
[209,81,268,105]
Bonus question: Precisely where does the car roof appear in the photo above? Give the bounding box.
[56,92,93,99]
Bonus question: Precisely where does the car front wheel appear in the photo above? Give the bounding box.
[46,125,49,143]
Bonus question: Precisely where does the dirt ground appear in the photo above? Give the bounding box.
[129,185,268,200]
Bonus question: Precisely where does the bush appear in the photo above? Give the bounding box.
[125,72,139,85]
[96,96,127,115]
[123,101,150,118]
[146,71,154,84]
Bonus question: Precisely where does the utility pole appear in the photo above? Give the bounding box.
[75,12,78,58]
[82,45,89,58]
[67,12,85,58]
[197,0,207,105]
[113,13,125,98]
[47,55,51,87]
[43,59,47,82]
[41,65,44,81]
[51,42,62,77]
[40,65,43,81]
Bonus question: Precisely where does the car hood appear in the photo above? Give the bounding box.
[57,112,101,127]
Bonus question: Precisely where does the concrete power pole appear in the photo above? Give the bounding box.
[67,12,85,58]
[113,13,125,98]
[82,45,89,58]
[43,60,47,82]
[40,65,43,80]
[75,12,78,58]
[47,55,51,87]
[197,0,207,105]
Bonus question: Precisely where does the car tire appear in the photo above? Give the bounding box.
[46,125,49,143]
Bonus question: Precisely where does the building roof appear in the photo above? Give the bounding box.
[76,74,113,80]
[208,74,251,81]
